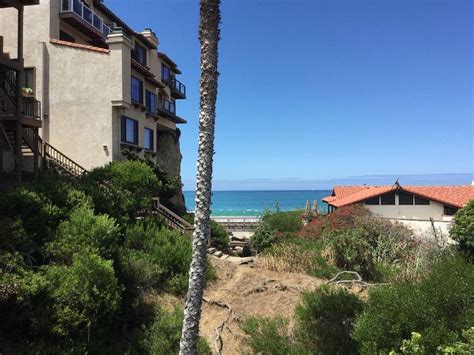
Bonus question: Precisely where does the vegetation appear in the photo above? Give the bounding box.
[0,161,211,353]
[184,213,230,251]
[244,202,473,354]
[451,199,474,257]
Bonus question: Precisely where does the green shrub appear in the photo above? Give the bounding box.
[183,214,230,251]
[353,255,474,354]
[242,316,296,355]
[210,219,230,251]
[46,206,119,263]
[81,160,161,224]
[326,228,375,280]
[39,253,122,350]
[141,305,211,354]
[263,210,302,234]
[451,200,474,257]
[251,223,276,252]
[0,187,62,251]
[295,285,364,355]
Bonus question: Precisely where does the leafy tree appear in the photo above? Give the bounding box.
[450,200,474,256]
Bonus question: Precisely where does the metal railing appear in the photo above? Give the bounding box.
[43,141,88,177]
[168,77,186,98]
[0,65,17,108]
[61,0,111,38]
[158,98,176,115]
[152,198,194,236]
[22,97,41,119]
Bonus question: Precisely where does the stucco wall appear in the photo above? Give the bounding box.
[45,42,115,169]
[366,200,446,220]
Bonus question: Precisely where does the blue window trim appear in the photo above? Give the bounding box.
[131,76,143,104]
[121,116,139,145]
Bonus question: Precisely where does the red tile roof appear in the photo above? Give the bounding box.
[323,185,474,208]
[49,38,110,54]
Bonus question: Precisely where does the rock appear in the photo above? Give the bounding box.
[155,129,186,214]
[208,247,217,254]
[214,251,223,258]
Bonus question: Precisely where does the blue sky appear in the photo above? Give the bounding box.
[109,0,473,190]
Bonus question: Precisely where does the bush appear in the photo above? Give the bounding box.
[141,305,211,354]
[183,214,230,251]
[251,223,276,252]
[242,316,296,355]
[263,210,302,234]
[80,160,161,224]
[353,255,474,353]
[46,206,119,263]
[326,228,375,280]
[210,220,229,251]
[451,200,474,257]
[295,285,364,355]
[38,253,122,351]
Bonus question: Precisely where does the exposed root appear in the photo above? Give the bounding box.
[203,298,242,355]
[327,271,390,288]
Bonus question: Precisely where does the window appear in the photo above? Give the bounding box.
[23,68,34,94]
[131,76,143,104]
[364,196,380,205]
[59,30,76,43]
[145,90,156,114]
[443,205,458,216]
[144,128,154,151]
[414,196,430,205]
[398,191,414,205]
[132,42,147,66]
[161,64,170,82]
[381,192,395,205]
[121,116,138,145]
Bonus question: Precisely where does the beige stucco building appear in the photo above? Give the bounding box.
[0,0,187,173]
[323,184,474,236]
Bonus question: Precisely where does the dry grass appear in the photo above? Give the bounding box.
[255,243,328,274]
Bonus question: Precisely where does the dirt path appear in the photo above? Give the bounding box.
[200,257,325,354]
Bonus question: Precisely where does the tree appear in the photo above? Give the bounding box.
[450,200,474,256]
[179,0,221,353]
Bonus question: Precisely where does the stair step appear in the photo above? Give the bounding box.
[213,251,223,258]
[208,247,217,254]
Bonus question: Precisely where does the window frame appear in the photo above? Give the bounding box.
[121,116,139,145]
[414,196,430,205]
[23,67,35,95]
[131,76,144,104]
[145,90,156,114]
[381,192,396,205]
[443,205,458,216]
[364,196,380,205]
[161,63,171,82]
[133,42,147,66]
[144,127,154,151]
[398,191,414,205]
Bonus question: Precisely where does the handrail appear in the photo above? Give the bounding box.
[43,142,88,177]
[60,0,111,38]
[22,97,41,118]
[152,198,194,235]
[0,65,17,108]
[168,77,186,98]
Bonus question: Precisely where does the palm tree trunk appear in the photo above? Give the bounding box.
[179,0,221,354]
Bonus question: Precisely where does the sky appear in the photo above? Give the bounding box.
[109,0,473,190]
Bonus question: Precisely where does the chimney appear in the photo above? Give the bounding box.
[141,28,159,47]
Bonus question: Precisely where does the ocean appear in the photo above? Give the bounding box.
[183,190,332,216]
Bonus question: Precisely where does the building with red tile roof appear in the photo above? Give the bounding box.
[323,183,474,223]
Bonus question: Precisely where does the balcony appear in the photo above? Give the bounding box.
[60,0,111,41]
[168,77,186,99]
[157,99,186,124]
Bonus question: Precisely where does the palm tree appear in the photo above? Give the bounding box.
[179,0,221,353]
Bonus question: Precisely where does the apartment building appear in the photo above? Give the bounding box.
[0,0,187,175]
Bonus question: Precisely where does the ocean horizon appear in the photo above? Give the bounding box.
[183,190,332,216]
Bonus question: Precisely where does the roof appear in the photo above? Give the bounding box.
[322,185,474,209]
[158,52,182,74]
[49,38,110,54]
